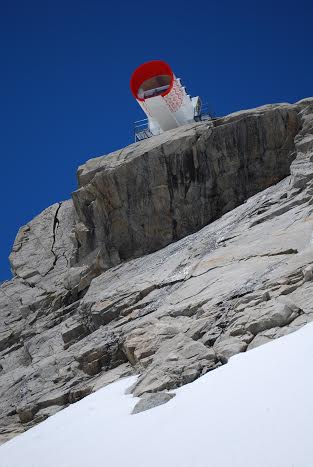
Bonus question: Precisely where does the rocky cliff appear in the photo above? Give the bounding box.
[1,98,313,443]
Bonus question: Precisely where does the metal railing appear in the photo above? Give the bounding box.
[134,104,215,142]
[133,119,154,142]
[197,103,215,121]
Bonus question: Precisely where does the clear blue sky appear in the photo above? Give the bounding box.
[1,0,312,280]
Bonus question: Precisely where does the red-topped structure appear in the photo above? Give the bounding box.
[130,60,202,141]
[130,60,174,101]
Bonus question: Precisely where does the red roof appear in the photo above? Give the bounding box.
[130,60,174,101]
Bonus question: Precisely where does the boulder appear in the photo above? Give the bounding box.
[130,334,217,396]
[132,392,175,415]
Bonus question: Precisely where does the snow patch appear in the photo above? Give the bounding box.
[1,323,313,467]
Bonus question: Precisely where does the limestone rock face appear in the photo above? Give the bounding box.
[1,98,313,443]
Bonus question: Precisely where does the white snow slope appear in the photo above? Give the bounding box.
[1,322,313,467]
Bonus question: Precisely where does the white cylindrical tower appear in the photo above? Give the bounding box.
[130,60,200,136]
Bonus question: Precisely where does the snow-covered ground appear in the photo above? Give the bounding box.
[1,323,313,467]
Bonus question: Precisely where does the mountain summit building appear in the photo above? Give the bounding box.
[130,60,203,141]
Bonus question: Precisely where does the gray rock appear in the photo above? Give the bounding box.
[72,106,299,276]
[130,334,217,396]
[1,98,313,443]
[9,200,75,292]
[244,301,301,335]
[61,318,88,348]
[303,265,313,282]
[122,321,181,367]
[214,336,249,363]
[132,392,175,415]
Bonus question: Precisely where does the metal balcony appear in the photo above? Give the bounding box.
[134,104,214,142]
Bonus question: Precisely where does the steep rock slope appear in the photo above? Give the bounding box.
[0,98,313,443]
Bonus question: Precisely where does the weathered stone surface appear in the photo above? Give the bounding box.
[132,392,175,415]
[1,98,313,443]
[72,105,299,277]
[214,335,249,363]
[228,300,302,337]
[10,200,75,292]
[61,318,88,348]
[130,334,217,396]
[303,265,313,282]
[123,321,182,367]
